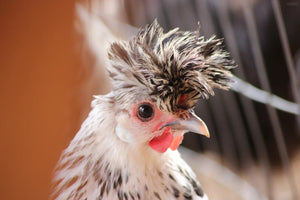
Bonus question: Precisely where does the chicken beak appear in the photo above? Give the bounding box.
[148,110,209,153]
[161,110,210,138]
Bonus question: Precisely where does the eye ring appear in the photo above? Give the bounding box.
[137,102,155,122]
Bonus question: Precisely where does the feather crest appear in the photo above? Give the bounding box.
[108,19,234,112]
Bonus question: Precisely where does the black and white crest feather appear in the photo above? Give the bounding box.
[108,19,234,113]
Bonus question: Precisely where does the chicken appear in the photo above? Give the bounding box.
[52,20,234,200]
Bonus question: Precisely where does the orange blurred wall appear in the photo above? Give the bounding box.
[0,1,107,199]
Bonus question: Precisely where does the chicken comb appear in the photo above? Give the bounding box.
[108,19,235,113]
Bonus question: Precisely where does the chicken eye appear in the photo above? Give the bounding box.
[137,103,154,121]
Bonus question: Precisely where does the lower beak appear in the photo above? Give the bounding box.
[161,110,210,138]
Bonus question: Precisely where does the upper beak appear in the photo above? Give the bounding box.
[160,110,210,138]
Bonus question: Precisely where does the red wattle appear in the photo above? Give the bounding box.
[148,127,173,153]
[170,135,183,151]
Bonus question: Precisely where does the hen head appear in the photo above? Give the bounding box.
[106,20,234,153]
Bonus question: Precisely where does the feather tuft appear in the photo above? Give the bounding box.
[108,20,235,113]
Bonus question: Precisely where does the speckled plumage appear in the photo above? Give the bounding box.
[52,20,234,200]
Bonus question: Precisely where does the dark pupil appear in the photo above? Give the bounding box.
[138,103,154,121]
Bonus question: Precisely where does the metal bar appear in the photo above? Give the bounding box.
[208,92,239,167]
[271,0,300,129]
[195,101,221,153]
[231,76,300,115]
[241,0,299,199]
[214,0,272,198]
[195,0,239,166]
[200,0,254,169]
[222,92,254,168]
[195,0,217,37]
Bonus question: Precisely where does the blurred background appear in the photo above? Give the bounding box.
[1,0,299,200]
[0,1,108,200]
